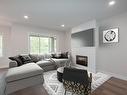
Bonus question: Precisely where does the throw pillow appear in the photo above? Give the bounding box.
[44,53,52,59]
[51,53,56,58]
[19,54,33,64]
[61,52,68,58]
[38,55,44,61]
[51,53,62,59]
[9,55,23,66]
[29,54,40,63]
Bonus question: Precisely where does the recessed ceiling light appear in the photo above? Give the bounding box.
[109,1,116,6]
[61,24,65,27]
[24,15,29,19]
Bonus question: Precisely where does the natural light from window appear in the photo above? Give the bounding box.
[30,35,56,54]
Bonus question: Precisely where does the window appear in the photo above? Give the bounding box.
[0,35,2,57]
[30,35,56,54]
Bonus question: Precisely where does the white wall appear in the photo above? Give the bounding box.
[71,20,97,73]
[97,12,127,80]
[0,25,12,68]
[0,23,67,68]
[64,31,71,51]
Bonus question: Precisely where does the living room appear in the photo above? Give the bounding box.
[0,0,127,95]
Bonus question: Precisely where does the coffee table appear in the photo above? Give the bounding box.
[57,67,64,82]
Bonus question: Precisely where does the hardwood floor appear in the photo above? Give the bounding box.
[0,68,127,95]
[91,77,127,95]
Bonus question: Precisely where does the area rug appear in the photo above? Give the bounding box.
[43,70,110,95]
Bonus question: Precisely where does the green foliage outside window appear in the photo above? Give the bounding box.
[30,35,56,54]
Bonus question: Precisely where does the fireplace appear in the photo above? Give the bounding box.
[76,55,88,67]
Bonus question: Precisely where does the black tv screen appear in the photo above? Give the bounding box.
[71,28,94,48]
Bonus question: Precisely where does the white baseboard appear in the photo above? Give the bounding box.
[97,70,127,81]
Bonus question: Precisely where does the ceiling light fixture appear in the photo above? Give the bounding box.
[109,1,116,6]
[24,15,29,19]
[61,24,65,27]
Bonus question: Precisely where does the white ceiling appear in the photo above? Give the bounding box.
[0,0,127,31]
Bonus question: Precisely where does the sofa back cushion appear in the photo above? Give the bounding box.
[61,52,68,58]
[51,52,68,59]
[29,54,43,63]
[19,54,33,64]
[51,53,61,59]
[38,55,45,60]
[44,53,52,59]
[9,55,23,66]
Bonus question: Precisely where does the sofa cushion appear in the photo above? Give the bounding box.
[52,58,69,67]
[37,55,45,60]
[29,54,41,63]
[19,54,33,64]
[44,54,52,59]
[51,53,61,58]
[36,60,54,67]
[6,63,43,82]
[61,52,68,58]
[9,55,23,66]
[51,52,68,59]
[52,58,69,62]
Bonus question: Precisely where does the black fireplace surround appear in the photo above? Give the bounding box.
[76,55,88,67]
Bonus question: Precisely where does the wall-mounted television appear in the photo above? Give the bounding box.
[71,28,95,48]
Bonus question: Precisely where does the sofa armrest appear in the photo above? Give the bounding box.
[0,72,6,95]
[9,61,18,68]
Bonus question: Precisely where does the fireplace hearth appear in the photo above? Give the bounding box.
[76,55,88,67]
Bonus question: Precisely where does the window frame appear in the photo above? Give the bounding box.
[29,35,57,54]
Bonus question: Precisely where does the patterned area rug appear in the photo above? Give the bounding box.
[43,70,110,95]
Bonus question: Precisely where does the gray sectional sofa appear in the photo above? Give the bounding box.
[5,63,44,94]
[9,53,70,72]
[5,53,70,94]
[0,71,6,95]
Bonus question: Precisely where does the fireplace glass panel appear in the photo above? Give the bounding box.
[76,55,88,67]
